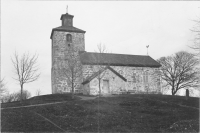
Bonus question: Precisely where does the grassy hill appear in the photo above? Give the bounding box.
[1,94,199,132]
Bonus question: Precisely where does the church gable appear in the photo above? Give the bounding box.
[82,66,127,85]
[82,66,127,95]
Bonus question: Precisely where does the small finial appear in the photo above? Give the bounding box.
[66,5,68,13]
[146,45,149,55]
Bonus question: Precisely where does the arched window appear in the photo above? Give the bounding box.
[157,78,161,88]
[137,75,140,83]
[132,73,136,83]
[66,34,72,42]
[143,71,148,83]
[146,72,148,83]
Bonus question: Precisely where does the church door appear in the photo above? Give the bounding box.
[103,80,110,93]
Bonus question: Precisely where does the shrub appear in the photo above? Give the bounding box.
[1,90,31,103]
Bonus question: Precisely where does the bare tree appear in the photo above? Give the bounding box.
[96,44,107,95]
[62,46,82,99]
[11,52,40,101]
[90,43,108,96]
[3,90,31,103]
[0,79,7,96]
[0,79,8,102]
[35,88,42,96]
[190,17,200,56]
[157,51,200,95]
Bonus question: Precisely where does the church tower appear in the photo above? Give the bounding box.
[50,11,86,93]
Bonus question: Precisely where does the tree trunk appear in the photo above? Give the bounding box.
[171,85,176,95]
[20,84,23,102]
[72,83,74,99]
[72,73,74,99]
[98,75,101,96]
[172,89,176,96]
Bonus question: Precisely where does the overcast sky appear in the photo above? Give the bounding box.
[1,1,200,96]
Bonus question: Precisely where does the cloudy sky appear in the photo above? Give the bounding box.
[1,1,200,96]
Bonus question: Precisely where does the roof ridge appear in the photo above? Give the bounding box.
[84,52,150,57]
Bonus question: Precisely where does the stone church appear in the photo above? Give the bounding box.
[51,11,162,95]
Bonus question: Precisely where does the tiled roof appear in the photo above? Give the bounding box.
[80,52,161,68]
[82,66,127,85]
[60,13,74,19]
[50,26,86,39]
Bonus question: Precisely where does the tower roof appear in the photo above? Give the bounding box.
[60,13,74,20]
[50,12,86,39]
[50,26,86,39]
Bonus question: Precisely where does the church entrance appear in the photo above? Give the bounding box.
[103,80,110,93]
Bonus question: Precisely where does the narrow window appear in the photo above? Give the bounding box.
[137,75,140,83]
[66,34,72,42]
[157,78,160,88]
[132,73,136,83]
[143,71,148,83]
[143,72,146,83]
[145,72,148,83]
[128,81,131,87]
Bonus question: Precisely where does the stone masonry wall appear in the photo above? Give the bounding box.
[88,69,126,95]
[83,65,161,94]
[52,31,85,93]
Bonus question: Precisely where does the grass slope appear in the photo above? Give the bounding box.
[1,94,199,132]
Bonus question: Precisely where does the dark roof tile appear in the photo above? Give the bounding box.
[80,52,161,68]
[50,26,86,39]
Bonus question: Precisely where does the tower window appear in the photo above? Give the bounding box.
[66,34,72,42]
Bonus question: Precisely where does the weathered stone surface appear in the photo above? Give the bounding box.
[52,31,85,93]
[82,65,161,95]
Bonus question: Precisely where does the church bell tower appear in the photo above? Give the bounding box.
[50,10,86,94]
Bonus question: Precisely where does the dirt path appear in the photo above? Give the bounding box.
[77,96,97,100]
[1,101,69,110]
[1,96,97,110]
[78,94,115,100]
